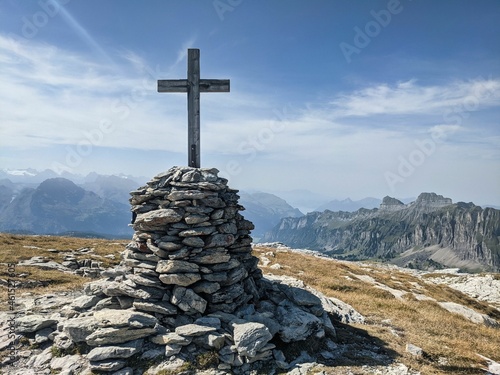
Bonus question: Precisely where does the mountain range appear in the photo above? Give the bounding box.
[0,170,305,238]
[1,169,499,273]
[264,193,500,272]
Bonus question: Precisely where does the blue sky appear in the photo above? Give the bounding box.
[0,0,499,208]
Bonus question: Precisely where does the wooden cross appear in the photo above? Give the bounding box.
[157,49,230,168]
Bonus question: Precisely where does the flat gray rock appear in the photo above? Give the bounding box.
[133,300,177,315]
[438,301,499,327]
[182,236,206,247]
[232,322,273,358]
[171,286,207,314]
[103,281,155,300]
[34,327,53,344]
[156,260,199,273]
[189,248,231,264]
[25,347,53,368]
[280,285,322,307]
[205,233,235,248]
[126,273,161,288]
[87,339,143,361]
[133,208,183,231]
[175,324,217,337]
[49,354,82,373]
[86,327,157,346]
[276,300,323,342]
[151,332,192,345]
[62,316,98,343]
[70,294,102,310]
[89,358,126,372]
[93,309,158,328]
[159,273,202,286]
[16,315,57,333]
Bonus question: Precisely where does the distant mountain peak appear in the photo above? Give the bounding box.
[34,178,85,206]
[380,196,405,211]
[415,192,452,207]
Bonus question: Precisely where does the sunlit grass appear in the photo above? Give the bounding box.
[253,246,500,374]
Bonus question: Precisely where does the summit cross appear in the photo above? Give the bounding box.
[157,48,230,168]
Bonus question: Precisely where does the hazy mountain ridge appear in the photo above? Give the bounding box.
[0,178,132,237]
[238,191,303,239]
[264,193,500,272]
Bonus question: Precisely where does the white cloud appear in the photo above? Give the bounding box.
[330,78,500,118]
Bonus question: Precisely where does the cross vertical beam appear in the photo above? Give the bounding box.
[157,48,230,168]
[187,49,200,168]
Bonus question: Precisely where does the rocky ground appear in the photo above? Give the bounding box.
[1,278,420,375]
[1,241,500,375]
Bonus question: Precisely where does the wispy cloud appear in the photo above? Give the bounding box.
[330,78,500,117]
[175,36,198,65]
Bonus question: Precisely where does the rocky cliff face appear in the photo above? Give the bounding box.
[264,193,500,272]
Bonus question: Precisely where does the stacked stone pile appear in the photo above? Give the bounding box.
[82,166,262,322]
[9,167,351,374]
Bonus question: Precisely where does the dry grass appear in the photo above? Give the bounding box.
[0,233,125,297]
[1,235,498,374]
[254,246,500,374]
[0,233,127,264]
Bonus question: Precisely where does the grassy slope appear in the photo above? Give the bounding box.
[1,233,499,374]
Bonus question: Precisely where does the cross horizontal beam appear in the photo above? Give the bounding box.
[158,79,230,93]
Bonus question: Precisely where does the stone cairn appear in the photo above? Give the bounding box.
[13,166,342,374]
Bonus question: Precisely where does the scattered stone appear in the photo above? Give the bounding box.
[477,354,500,375]
[165,344,182,357]
[406,343,423,357]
